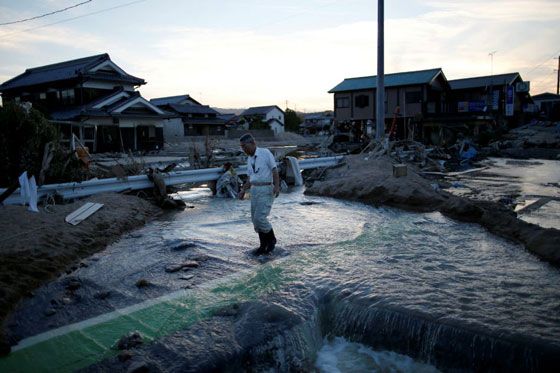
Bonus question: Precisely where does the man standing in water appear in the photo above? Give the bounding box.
[238,133,280,255]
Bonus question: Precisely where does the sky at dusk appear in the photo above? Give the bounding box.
[1,0,559,112]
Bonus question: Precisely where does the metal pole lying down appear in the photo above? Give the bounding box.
[0,156,344,205]
[376,0,385,140]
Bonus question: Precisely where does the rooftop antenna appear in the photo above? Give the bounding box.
[488,51,497,75]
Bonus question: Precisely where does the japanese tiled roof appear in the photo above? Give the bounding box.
[0,53,145,91]
[241,105,284,116]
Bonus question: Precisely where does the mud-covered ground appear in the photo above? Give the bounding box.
[0,193,162,353]
[1,127,559,359]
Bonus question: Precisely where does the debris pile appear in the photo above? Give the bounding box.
[487,121,560,160]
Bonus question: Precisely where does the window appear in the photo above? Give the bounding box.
[61,89,75,105]
[405,91,422,104]
[355,95,369,108]
[39,93,46,100]
[336,97,350,108]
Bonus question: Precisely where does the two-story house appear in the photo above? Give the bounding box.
[0,53,167,153]
[150,94,225,138]
[240,106,285,135]
[329,68,450,140]
[448,73,534,127]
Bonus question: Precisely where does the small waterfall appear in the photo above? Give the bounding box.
[246,307,324,372]
[323,292,560,373]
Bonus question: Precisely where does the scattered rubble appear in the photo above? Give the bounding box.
[117,331,144,350]
[135,279,151,288]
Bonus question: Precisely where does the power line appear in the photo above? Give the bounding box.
[0,1,93,26]
[0,0,146,39]
[525,49,560,75]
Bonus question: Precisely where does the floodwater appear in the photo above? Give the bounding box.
[446,158,560,229]
[2,187,560,372]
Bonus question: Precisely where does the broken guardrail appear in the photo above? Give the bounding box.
[0,156,344,205]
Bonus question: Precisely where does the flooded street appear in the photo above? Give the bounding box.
[2,186,560,372]
[443,158,560,230]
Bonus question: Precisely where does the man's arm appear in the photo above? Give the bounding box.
[238,178,251,200]
[272,167,280,198]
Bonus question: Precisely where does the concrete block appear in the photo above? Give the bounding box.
[393,164,407,177]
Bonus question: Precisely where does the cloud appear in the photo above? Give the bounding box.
[426,0,560,22]
[126,3,560,110]
[2,0,559,110]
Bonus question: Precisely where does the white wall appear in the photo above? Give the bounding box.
[268,119,284,135]
[265,107,284,125]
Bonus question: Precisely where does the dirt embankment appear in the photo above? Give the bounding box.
[305,155,560,266]
[0,192,162,353]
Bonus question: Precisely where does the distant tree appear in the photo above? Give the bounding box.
[284,108,302,133]
[248,116,268,130]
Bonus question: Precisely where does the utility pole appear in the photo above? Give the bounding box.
[557,56,559,94]
[375,0,385,139]
[488,51,497,76]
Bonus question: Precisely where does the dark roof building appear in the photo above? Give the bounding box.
[149,94,201,107]
[240,105,285,134]
[328,68,451,142]
[532,92,560,119]
[448,72,533,127]
[0,54,166,153]
[150,95,225,137]
[0,53,144,91]
[448,73,521,90]
[329,68,445,93]
[241,105,284,116]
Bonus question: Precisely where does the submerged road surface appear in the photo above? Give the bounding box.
[2,187,560,372]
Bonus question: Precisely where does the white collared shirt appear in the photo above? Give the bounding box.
[247,147,276,184]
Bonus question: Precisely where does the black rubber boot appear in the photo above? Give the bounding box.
[264,229,276,254]
[252,232,267,255]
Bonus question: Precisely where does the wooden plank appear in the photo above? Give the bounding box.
[422,167,488,177]
[65,202,104,225]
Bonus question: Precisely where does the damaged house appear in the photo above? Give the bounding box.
[330,68,535,145]
[150,94,226,138]
[329,68,451,142]
[0,53,167,153]
[448,73,533,129]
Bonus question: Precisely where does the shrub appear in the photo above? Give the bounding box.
[0,103,81,187]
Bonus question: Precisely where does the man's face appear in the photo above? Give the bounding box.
[240,141,256,156]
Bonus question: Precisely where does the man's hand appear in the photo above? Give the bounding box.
[238,191,246,200]
[273,185,280,198]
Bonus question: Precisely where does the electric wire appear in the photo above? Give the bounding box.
[0,0,146,39]
[0,1,93,26]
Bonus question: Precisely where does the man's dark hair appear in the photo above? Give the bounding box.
[239,133,256,144]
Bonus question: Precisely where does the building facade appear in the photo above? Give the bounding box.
[0,53,166,152]
[150,94,226,138]
[241,105,285,135]
[329,68,450,140]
